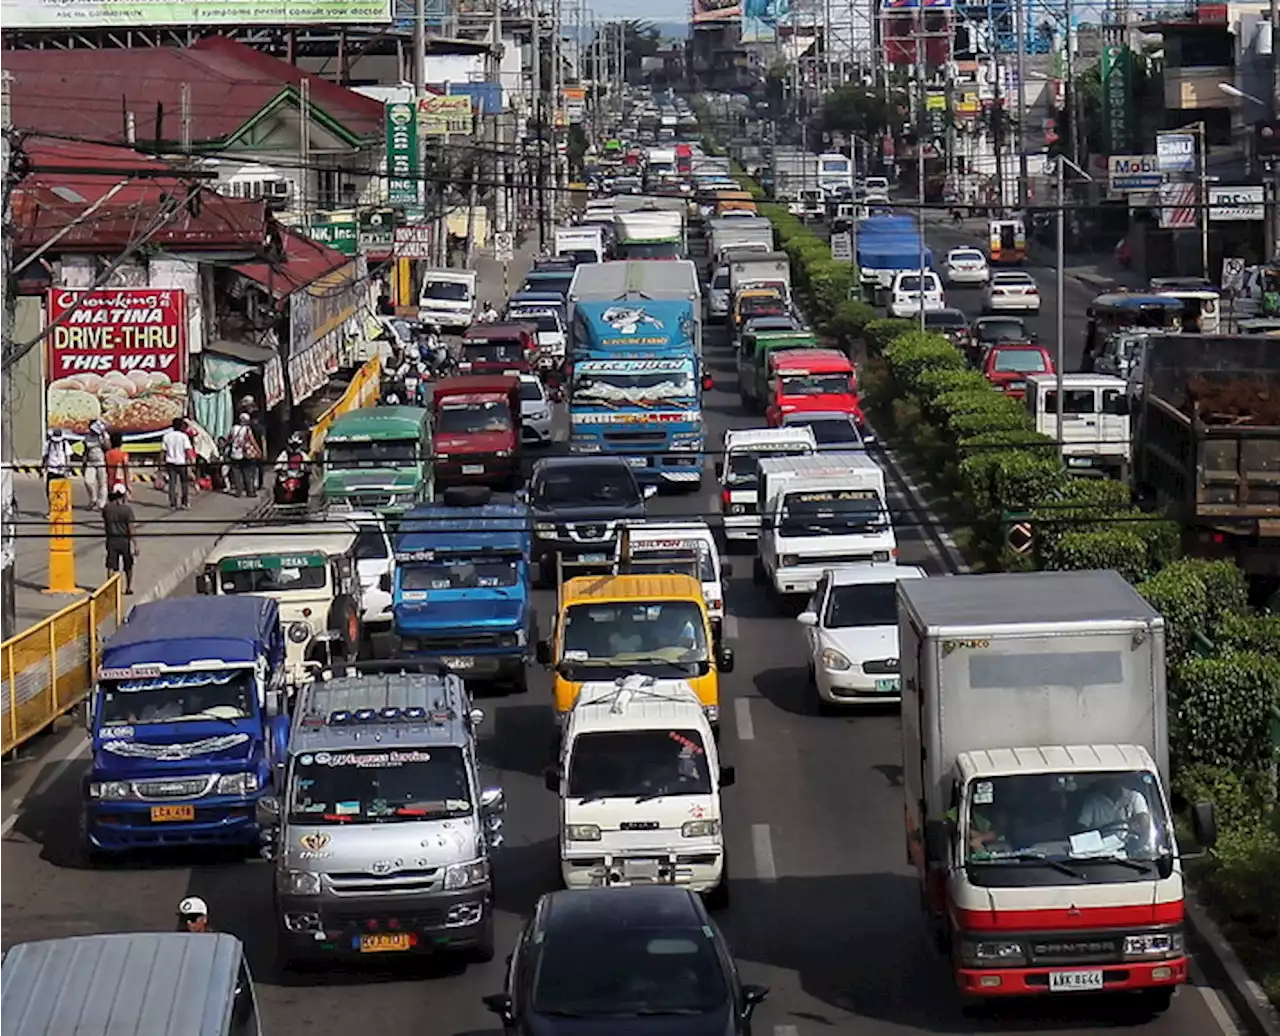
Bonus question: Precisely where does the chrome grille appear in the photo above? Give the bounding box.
[133,776,214,800]
[862,659,899,674]
[1027,938,1121,965]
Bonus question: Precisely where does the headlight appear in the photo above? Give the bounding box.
[287,621,312,644]
[444,858,490,890]
[216,772,260,797]
[725,502,745,515]
[532,408,551,421]
[872,550,892,562]
[780,555,799,567]
[821,647,852,671]
[436,453,450,461]
[498,629,527,648]
[495,449,511,458]
[960,939,1025,965]
[280,869,322,896]
[682,819,721,838]
[534,522,556,535]
[565,823,601,841]
[1124,932,1183,958]
[89,781,132,801]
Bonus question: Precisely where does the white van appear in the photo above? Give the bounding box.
[888,269,945,318]
[754,452,897,603]
[547,674,734,908]
[1024,373,1131,480]
[419,268,478,329]
[555,225,606,265]
[718,426,816,544]
[615,520,728,639]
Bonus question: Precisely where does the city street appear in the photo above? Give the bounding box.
[0,311,1244,1036]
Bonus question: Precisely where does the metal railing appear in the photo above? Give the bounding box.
[1,575,124,755]
[309,355,385,455]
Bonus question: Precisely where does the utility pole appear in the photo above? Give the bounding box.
[915,16,927,330]
[180,82,192,153]
[551,0,562,225]
[2,69,16,639]
[533,0,547,250]
[299,77,311,216]
[1015,0,1029,209]
[1272,0,1279,257]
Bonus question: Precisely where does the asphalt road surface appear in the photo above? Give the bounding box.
[0,241,1243,1036]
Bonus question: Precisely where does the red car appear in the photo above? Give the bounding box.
[458,324,537,376]
[765,348,863,427]
[983,343,1054,399]
[431,375,522,489]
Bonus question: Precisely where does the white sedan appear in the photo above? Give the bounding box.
[944,247,990,286]
[519,374,555,445]
[798,565,927,707]
[983,271,1041,314]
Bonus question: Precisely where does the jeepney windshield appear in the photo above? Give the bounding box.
[567,729,712,800]
[572,363,696,406]
[400,557,521,590]
[99,669,256,725]
[287,746,472,824]
[778,372,852,396]
[965,771,1171,869]
[216,554,329,594]
[326,438,418,469]
[560,600,709,677]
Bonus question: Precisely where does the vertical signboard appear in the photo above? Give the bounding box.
[45,288,189,449]
[1101,45,1133,156]
[385,102,420,206]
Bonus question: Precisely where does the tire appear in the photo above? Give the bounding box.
[752,557,765,587]
[327,595,362,663]
[1132,988,1174,1016]
[79,808,106,868]
[703,858,730,911]
[470,914,496,963]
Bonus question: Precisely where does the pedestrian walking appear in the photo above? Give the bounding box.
[82,419,110,510]
[176,896,213,933]
[104,433,130,499]
[42,428,72,484]
[227,413,260,496]
[160,417,192,510]
[102,484,137,595]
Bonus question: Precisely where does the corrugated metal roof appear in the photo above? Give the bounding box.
[232,227,351,299]
[1,933,241,1036]
[563,573,704,603]
[4,36,384,146]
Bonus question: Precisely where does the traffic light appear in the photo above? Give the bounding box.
[1255,120,1280,157]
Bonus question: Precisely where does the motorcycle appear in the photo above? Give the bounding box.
[274,462,310,506]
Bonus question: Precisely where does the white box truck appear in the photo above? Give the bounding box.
[728,251,791,303]
[899,570,1205,1012]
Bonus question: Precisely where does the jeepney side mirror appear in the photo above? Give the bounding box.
[719,765,736,788]
[535,640,552,665]
[924,818,951,863]
[1107,396,1130,416]
[716,644,735,673]
[84,694,95,731]
[195,572,213,596]
[514,488,529,504]
[1191,802,1217,850]
[721,562,733,578]
[256,796,280,842]
[713,460,723,477]
[379,572,392,593]
[544,765,560,793]
[480,787,506,814]
[642,485,658,500]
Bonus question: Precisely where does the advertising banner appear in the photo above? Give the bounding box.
[1157,132,1196,173]
[359,208,399,259]
[693,0,742,23]
[3,0,391,28]
[417,94,473,136]
[1158,182,1197,229]
[46,288,189,447]
[447,82,501,116]
[394,225,435,258]
[1107,154,1161,193]
[1100,45,1133,156]
[1209,185,1265,222]
[308,211,358,255]
[385,102,420,207]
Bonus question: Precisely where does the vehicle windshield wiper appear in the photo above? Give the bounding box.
[540,1009,587,1018]
[1068,853,1155,872]
[973,851,1085,880]
[632,1008,704,1016]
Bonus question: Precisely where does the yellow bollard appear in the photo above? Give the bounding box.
[394,257,412,308]
[44,477,84,595]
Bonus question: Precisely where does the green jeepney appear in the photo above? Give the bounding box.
[319,406,433,517]
[736,328,819,413]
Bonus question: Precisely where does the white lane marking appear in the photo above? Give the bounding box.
[751,823,777,882]
[734,698,755,741]
[2,733,90,837]
[1199,986,1241,1036]
[723,612,739,639]
[774,1025,799,1036]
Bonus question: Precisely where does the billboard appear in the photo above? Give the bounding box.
[3,0,391,28]
[1209,185,1265,222]
[417,94,474,136]
[1107,154,1161,193]
[45,288,188,448]
[693,0,742,23]
[740,16,776,41]
[386,102,420,207]
[447,82,502,116]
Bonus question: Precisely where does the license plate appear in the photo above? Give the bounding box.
[1048,970,1104,993]
[1005,381,1026,392]
[874,678,900,692]
[150,805,195,823]
[622,858,661,881]
[358,933,412,953]
[626,456,646,467]
[578,553,608,563]
[1068,457,1094,468]
[441,656,475,669]
[461,464,484,475]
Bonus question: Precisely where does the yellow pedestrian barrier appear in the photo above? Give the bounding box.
[2,575,123,755]
[310,355,384,455]
[44,477,83,595]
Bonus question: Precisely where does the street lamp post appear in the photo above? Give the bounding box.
[1053,155,1092,450]
[1218,81,1277,261]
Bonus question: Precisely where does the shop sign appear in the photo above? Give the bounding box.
[394,225,434,258]
[45,288,188,448]
[1108,155,1161,193]
[360,208,398,258]
[417,95,473,136]
[308,211,358,255]
[1100,45,1133,155]
[1209,185,1265,222]
[1157,132,1196,174]
[386,102,420,206]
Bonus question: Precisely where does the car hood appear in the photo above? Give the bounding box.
[533,502,645,523]
[395,592,525,629]
[282,816,482,871]
[435,431,514,453]
[525,1006,736,1036]
[823,624,898,662]
[93,721,260,775]
[322,468,419,492]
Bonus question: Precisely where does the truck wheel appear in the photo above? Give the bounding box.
[327,596,361,662]
[1133,988,1174,1016]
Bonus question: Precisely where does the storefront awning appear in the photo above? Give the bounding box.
[204,338,279,391]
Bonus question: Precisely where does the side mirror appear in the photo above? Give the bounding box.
[719,765,736,788]
[862,433,877,445]
[535,640,551,665]
[480,786,506,813]
[544,765,560,793]
[1192,801,1217,849]
[514,488,528,503]
[482,993,514,1022]
[194,572,212,596]
[924,818,950,863]
[713,461,723,477]
[379,572,392,593]
[642,484,658,500]
[797,611,818,627]
[1108,397,1130,416]
[256,796,280,828]
[717,645,735,673]
[741,984,769,1016]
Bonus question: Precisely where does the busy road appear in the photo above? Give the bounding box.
[0,274,1243,1036]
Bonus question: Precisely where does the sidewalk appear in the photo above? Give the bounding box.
[10,473,268,631]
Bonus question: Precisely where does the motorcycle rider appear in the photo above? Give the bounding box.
[273,432,311,504]
[479,301,500,322]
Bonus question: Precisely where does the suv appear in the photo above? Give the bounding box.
[263,670,505,968]
[520,456,655,587]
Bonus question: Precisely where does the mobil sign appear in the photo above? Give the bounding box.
[1108,154,1161,192]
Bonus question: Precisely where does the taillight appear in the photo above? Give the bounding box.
[721,489,732,507]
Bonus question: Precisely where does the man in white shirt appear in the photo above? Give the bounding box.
[160,417,192,510]
[1077,776,1151,831]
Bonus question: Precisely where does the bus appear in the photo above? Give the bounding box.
[818,152,854,196]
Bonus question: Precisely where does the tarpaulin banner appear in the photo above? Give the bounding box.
[45,288,188,447]
[693,0,741,23]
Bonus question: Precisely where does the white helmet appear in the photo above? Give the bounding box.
[178,896,208,917]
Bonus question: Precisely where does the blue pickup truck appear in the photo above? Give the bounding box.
[392,489,534,692]
[83,596,286,859]
[567,298,709,490]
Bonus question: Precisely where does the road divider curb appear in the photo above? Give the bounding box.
[1186,889,1280,1036]
[871,432,969,575]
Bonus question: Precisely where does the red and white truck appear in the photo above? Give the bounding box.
[898,569,1209,1013]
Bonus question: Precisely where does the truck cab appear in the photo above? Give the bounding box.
[84,596,286,857]
[731,288,787,337]
[263,671,504,968]
[765,348,862,427]
[546,674,734,906]
[615,520,728,640]
[458,324,536,377]
[737,325,819,412]
[1025,373,1131,480]
[718,426,817,545]
[196,522,365,686]
[419,268,478,329]
[430,375,522,490]
[392,489,533,690]
[319,406,433,516]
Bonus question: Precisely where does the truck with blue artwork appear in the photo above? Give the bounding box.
[391,487,534,692]
[82,596,287,860]
[567,298,709,490]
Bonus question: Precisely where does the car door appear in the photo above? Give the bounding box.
[802,576,828,661]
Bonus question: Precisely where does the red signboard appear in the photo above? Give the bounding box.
[46,287,189,446]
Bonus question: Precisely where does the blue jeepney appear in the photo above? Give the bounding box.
[392,495,534,691]
[83,596,286,856]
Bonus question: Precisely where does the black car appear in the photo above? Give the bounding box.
[483,887,768,1036]
[781,410,873,449]
[519,456,655,587]
[923,307,971,351]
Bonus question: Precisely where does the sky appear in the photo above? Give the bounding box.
[587,0,691,27]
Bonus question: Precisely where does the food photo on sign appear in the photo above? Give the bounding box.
[44,288,189,452]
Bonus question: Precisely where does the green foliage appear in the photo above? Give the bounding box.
[1174,764,1276,836]
[991,451,1069,513]
[1138,559,1249,663]
[821,83,896,138]
[829,300,878,348]
[1038,526,1152,584]
[1201,823,1280,944]
[1217,613,1280,655]
[863,318,916,357]
[1172,651,1280,771]
[945,408,1036,441]
[882,332,964,389]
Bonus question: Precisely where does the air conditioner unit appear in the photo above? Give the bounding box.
[265,179,292,198]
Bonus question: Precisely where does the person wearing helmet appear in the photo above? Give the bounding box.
[177,896,212,933]
[479,301,499,322]
[273,433,311,505]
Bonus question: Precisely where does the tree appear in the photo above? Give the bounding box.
[821,84,897,139]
